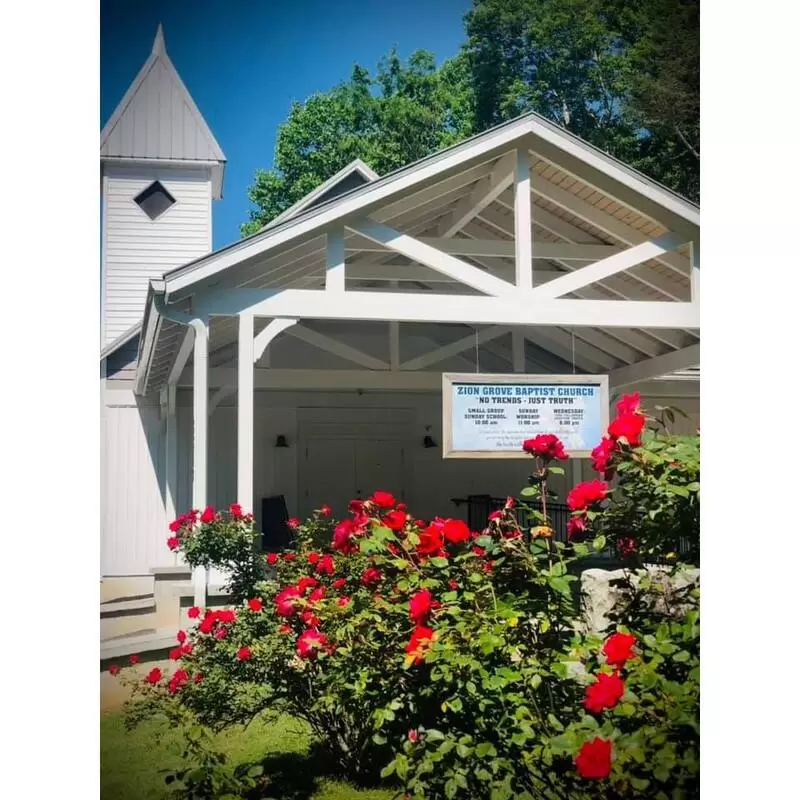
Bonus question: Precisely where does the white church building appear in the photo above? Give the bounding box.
[99,28,700,662]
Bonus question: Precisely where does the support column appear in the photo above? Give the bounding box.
[191,318,209,608]
[164,384,178,562]
[690,239,700,304]
[238,314,255,514]
[514,148,533,291]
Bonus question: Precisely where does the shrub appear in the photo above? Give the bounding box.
[114,393,699,799]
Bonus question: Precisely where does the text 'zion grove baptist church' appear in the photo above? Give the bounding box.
[455,385,597,397]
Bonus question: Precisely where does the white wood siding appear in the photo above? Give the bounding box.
[102,165,212,345]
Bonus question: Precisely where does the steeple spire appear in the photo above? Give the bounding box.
[152,24,165,56]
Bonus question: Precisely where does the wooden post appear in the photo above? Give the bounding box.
[191,318,209,608]
[238,314,255,514]
[165,383,178,563]
[514,148,532,291]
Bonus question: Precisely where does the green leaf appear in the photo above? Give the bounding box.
[547,714,564,732]
[630,776,651,790]
[380,761,396,778]
[445,778,458,799]
[457,743,473,758]
[395,754,408,781]
[475,742,497,758]
[548,466,565,475]
[593,535,607,552]
[520,486,538,497]
[424,729,445,741]
[247,765,264,778]
[431,557,449,568]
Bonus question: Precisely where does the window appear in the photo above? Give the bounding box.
[133,181,176,220]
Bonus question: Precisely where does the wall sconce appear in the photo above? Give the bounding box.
[423,427,437,449]
[275,435,289,448]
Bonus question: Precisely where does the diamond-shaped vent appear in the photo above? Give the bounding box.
[134,181,176,220]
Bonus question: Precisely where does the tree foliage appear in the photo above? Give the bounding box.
[242,0,699,235]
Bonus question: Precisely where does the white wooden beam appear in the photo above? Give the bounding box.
[286,324,390,370]
[350,239,621,260]
[533,233,685,299]
[690,240,700,304]
[389,322,400,370]
[514,148,533,291]
[609,344,700,388]
[237,314,255,515]
[164,383,177,540]
[438,150,516,236]
[348,219,515,297]
[168,327,195,385]
[401,326,510,371]
[209,384,235,415]
[344,260,563,284]
[197,368,446,391]
[197,288,700,330]
[326,227,345,292]
[523,327,616,372]
[253,317,299,362]
[190,318,209,607]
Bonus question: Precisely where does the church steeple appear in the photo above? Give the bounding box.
[100,24,226,198]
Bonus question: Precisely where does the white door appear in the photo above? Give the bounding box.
[355,440,406,504]
[302,438,357,519]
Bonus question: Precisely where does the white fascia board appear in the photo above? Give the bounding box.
[609,344,701,388]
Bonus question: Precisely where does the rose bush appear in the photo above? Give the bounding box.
[115,394,699,799]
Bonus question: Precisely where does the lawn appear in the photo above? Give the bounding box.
[100,711,395,800]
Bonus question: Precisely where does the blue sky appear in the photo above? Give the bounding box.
[101,0,471,248]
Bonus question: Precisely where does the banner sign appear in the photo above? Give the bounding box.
[442,373,609,459]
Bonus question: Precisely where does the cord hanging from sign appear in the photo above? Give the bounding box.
[474,328,480,373]
[571,330,576,375]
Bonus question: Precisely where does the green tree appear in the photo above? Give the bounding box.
[241,50,475,235]
[464,0,699,200]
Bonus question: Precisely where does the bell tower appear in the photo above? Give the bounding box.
[100,25,226,346]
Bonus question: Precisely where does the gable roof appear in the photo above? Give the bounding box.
[266,159,379,229]
[100,25,226,197]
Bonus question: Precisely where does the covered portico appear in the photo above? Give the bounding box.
[134,112,700,605]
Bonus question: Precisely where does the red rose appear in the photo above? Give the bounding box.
[332,578,347,590]
[168,669,189,695]
[145,667,162,685]
[297,629,330,660]
[405,625,435,665]
[316,554,335,576]
[193,672,203,684]
[167,537,180,551]
[370,490,396,509]
[181,644,193,656]
[332,519,359,554]
[409,589,435,625]
[279,624,292,634]
[567,480,608,512]
[482,560,494,574]
[214,626,228,639]
[236,646,252,661]
[590,437,617,477]
[200,506,215,524]
[608,412,645,447]
[301,610,321,627]
[177,630,187,644]
[617,538,636,558]
[188,606,201,619]
[266,552,279,565]
[229,503,243,519]
[287,517,301,529]
[442,519,471,544]
[248,597,263,612]
[109,664,120,676]
[567,515,589,539]
[472,546,486,557]
[416,525,444,556]
[397,503,407,511]
[309,587,326,604]
[522,433,568,461]
[361,567,382,587]
[337,596,351,608]
[217,609,236,624]
[384,509,407,531]
[275,586,302,618]
[348,499,365,515]
[615,392,641,417]
[584,672,625,714]
[297,576,319,594]
[408,729,419,743]
[283,553,297,562]
[320,504,333,517]
[603,632,637,667]
[307,552,321,565]
[575,737,612,780]
[129,654,140,665]
[448,580,458,591]
[168,519,182,533]
[169,646,183,661]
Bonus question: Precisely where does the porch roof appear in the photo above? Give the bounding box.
[134,110,700,396]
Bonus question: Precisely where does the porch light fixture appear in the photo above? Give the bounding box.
[423,427,437,448]
[275,435,289,448]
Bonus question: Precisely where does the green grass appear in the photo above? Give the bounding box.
[100,711,394,800]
